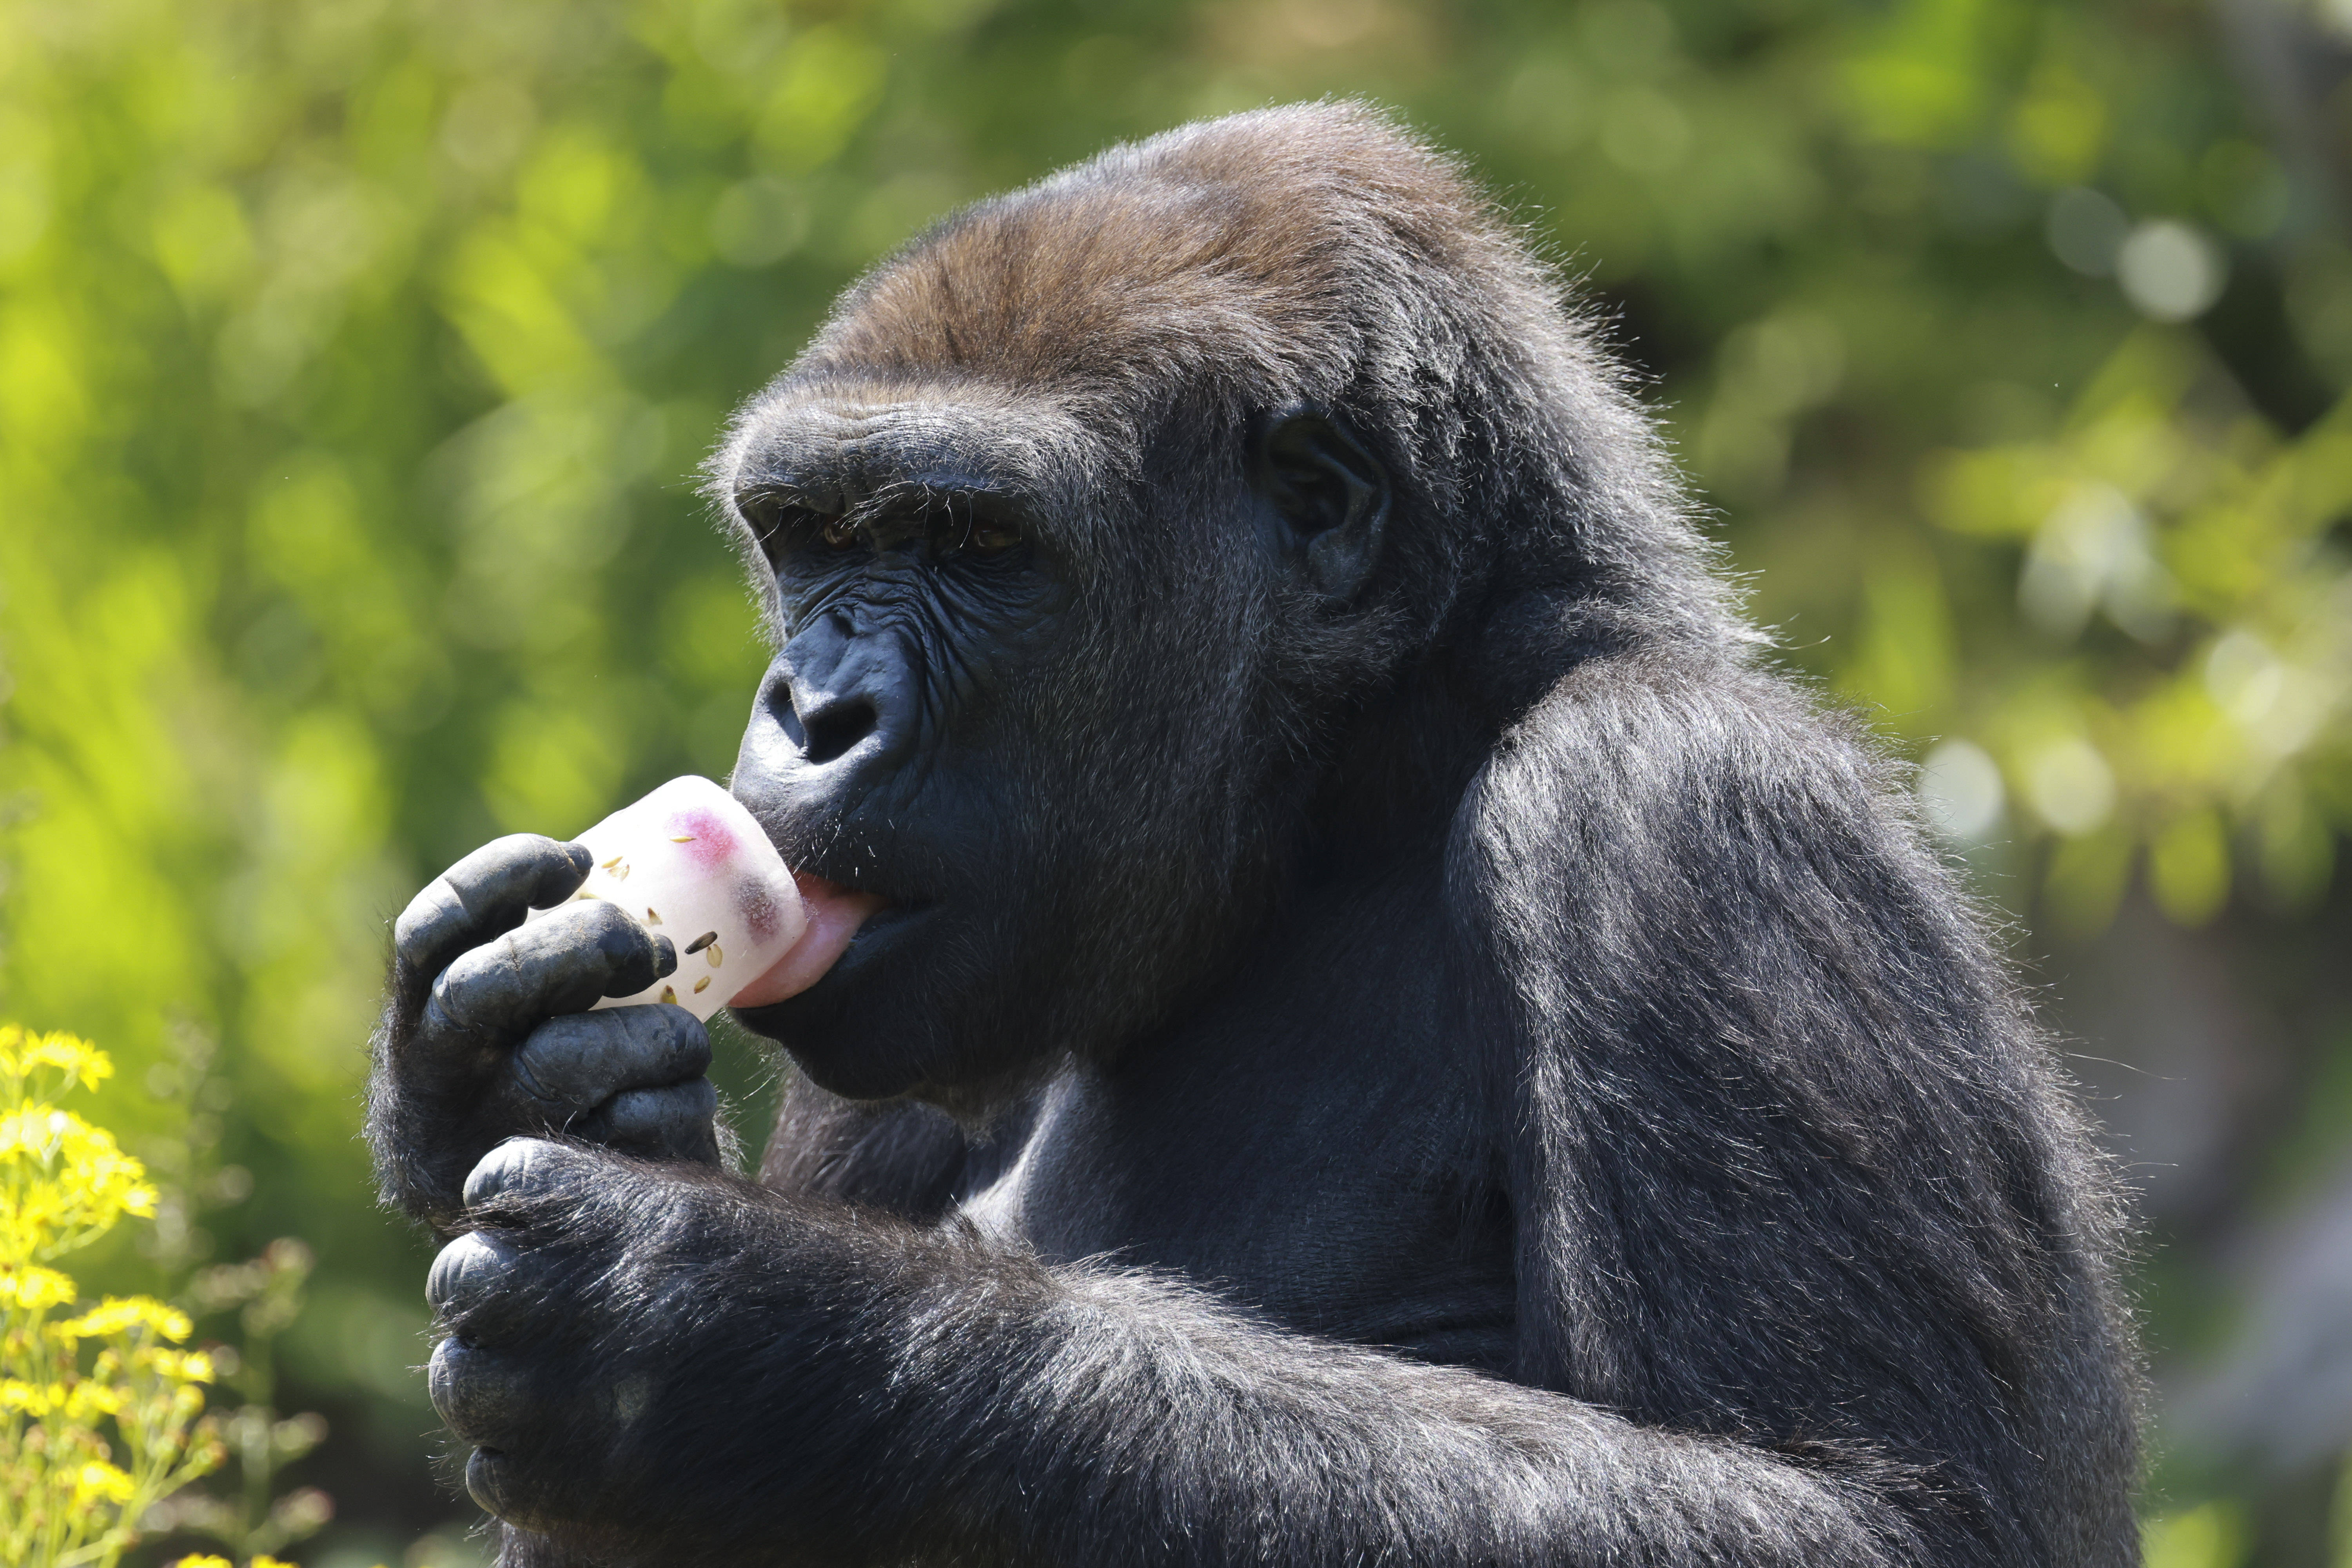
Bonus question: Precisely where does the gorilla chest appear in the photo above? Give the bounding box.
[955,1045,1515,1372]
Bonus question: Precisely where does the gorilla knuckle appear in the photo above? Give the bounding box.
[463,1138,572,1210]
[426,1229,521,1318]
[654,1013,713,1079]
[430,1338,534,1445]
[463,1445,565,1530]
[597,1080,720,1161]
[512,1008,710,1118]
[508,1014,616,1109]
[426,939,526,1034]
[445,833,590,907]
[463,1446,518,1521]
[392,878,466,967]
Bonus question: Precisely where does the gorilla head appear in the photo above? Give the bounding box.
[713,104,1728,1105]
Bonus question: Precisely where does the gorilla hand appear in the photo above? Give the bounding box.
[370,835,719,1231]
[425,1140,880,1557]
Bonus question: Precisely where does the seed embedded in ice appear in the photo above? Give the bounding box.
[684,931,717,955]
[601,855,622,869]
[669,835,696,843]
[707,944,723,968]
[660,985,677,1005]
[693,976,710,994]
[645,908,662,924]
[573,888,602,901]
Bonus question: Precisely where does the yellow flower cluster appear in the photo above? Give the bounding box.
[1,1026,226,1568]
[0,1027,159,1262]
[171,1555,300,1568]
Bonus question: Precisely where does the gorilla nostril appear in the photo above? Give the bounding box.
[799,697,878,766]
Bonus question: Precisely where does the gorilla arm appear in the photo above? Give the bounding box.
[431,1141,1915,1568]
[1456,654,2137,1566]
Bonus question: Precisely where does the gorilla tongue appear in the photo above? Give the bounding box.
[729,872,887,1008]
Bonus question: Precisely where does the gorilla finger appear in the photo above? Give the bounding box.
[510,1007,712,1114]
[427,1230,521,1321]
[395,836,593,984]
[430,1337,538,1447]
[422,902,678,1051]
[462,1137,579,1210]
[586,1079,722,1164]
[465,1446,526,1525]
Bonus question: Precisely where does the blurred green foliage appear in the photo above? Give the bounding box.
[1,0,2347,1561]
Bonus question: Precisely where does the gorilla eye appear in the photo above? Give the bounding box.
[736,490,789,545]
[965,522,1022,555]
[821,520,859,551]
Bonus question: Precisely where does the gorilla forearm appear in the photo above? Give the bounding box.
[855,1263,1920,1567]
[454,1156,1916,1568]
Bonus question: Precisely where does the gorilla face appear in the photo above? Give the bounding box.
[718,383,1392,1104]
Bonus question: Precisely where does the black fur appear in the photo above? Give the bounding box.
[372,103,2141,1565]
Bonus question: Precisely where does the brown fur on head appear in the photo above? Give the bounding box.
[789,105,1568,462]
[797,102,1528,410]
[759,101,1739,655]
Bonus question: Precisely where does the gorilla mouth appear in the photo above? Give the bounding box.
[730,871,892,1007]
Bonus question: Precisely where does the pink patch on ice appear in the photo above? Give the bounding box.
[664,808,737,870]
[735,876,784,942]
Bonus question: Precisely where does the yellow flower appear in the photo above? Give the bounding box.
[71,1459,135,1504]
[168,1557,235,1568]
[0,1099,159,1259]
[8,1027,115,1091]
[59,1295,193,1343]
[251,1557,301,1568]
[142,1347,216,1383]
[1,1376,60,1414]
[0,1261,77,1308]
[2,1024,238,1564]
[63,1377,123,1418]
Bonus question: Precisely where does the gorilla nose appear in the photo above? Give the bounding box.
[785,689,878,766]
[761,615,916,776]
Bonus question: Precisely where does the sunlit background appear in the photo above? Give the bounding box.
[3,0,2349,1562]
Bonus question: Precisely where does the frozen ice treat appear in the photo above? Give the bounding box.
[526,776,806,1022]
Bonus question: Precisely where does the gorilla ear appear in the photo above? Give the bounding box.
[1250,405,1392,608]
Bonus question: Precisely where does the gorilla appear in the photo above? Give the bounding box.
[369,104,2141,1566]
